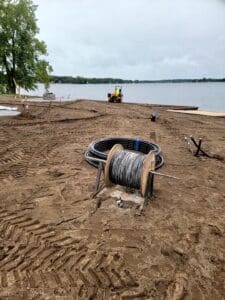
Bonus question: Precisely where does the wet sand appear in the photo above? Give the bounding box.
[0,97,224,299]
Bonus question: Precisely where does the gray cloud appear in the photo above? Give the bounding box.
[34,0,225,79]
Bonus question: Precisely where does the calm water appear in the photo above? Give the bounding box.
[24,82,225,112]
[0,110,20,117]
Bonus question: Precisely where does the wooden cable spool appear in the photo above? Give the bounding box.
[104,144,156,196]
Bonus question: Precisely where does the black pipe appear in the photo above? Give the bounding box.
[85,137,164,170]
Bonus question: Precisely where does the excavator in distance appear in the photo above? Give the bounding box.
[107,86,123,103]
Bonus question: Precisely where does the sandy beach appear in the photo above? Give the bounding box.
[0,96,224,299]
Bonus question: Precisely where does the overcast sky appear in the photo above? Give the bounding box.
[33,0,225,80]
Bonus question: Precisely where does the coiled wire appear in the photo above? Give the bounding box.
[109,150,145,189]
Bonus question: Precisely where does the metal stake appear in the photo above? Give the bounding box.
[92,162,104,199]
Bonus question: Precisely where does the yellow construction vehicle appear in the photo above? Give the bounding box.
[107,86,123,103]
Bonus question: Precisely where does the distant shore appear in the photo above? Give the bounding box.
[50,75,225,84]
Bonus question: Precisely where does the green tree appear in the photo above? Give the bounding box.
[0,0,52,94]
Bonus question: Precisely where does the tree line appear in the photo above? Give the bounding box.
[51,76,133,84]
[51,76,225,84]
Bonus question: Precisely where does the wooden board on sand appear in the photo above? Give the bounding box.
[167,109,225,117]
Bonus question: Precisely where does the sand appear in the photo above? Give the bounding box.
[0,97,224,299]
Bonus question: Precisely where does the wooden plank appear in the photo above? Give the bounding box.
[167,109,225,117]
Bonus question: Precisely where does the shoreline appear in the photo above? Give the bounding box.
[2,94,225,116]
[17,81,225,112]
[0,94,199,109]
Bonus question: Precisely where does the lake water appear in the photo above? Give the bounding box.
[0,110,20,117]
[22,82,225,112]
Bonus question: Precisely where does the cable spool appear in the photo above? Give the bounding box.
[105,144,155,196]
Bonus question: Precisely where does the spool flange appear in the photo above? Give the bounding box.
[141,151,155,196]
[104,144,124,187]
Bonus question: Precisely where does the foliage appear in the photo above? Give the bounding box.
[51,75,225,85]
[0,0,52,94]
[51,75,133,84]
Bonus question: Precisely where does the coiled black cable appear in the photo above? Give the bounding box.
[109,151,145,189]
[85,137,164,169]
